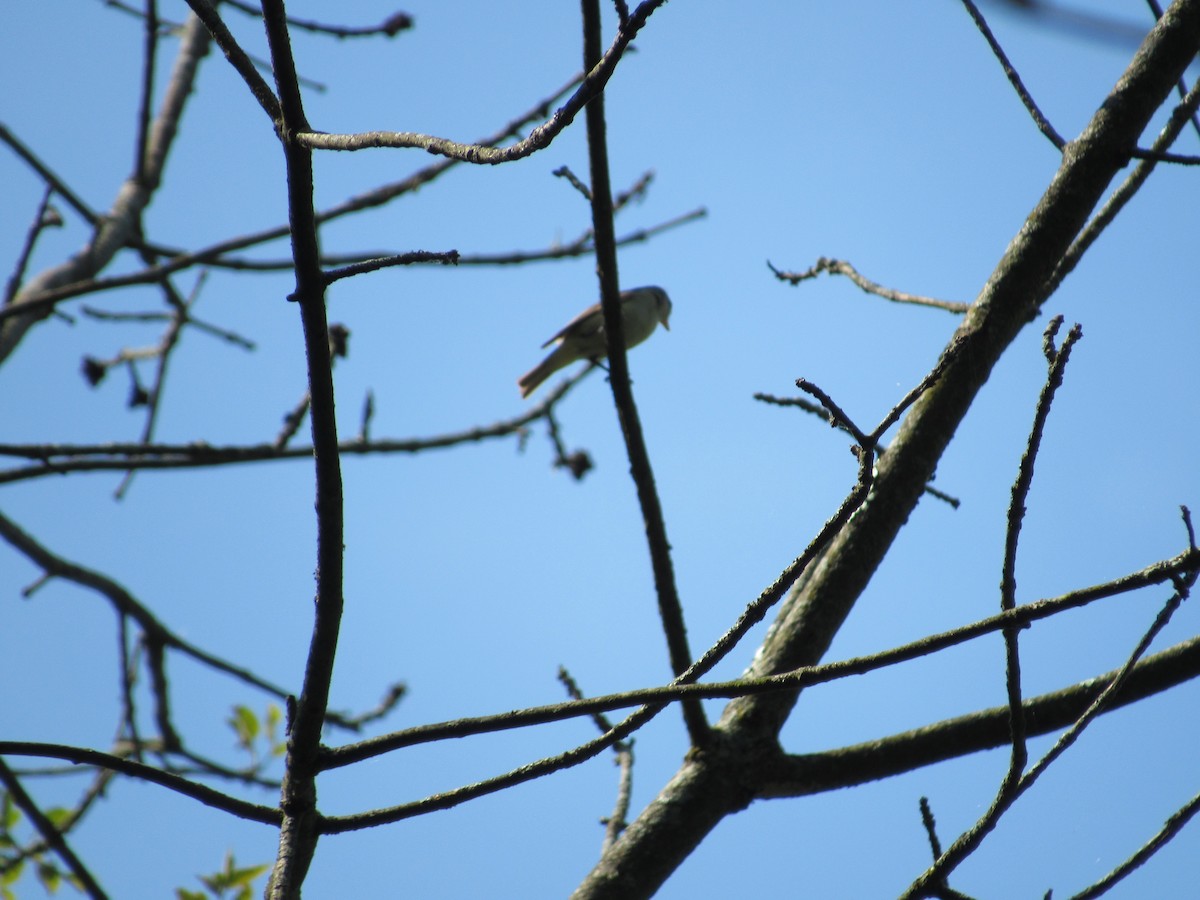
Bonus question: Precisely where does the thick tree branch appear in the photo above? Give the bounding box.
[760,634,1200,799]
[0,13,210,364]
[571,4,1200,896]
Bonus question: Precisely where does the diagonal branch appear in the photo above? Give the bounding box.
[903,555,1194,897]
[0,13,211,364]
[0,758,109,900]
[318,547,1198,769]
[572,4,1200,896]
[0,508,326,723]
[0,743,280,824]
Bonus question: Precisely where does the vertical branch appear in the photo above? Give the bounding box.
[578,0,709,747]
[259,1,343,897]
[998,318,1080,763]
[133,0,160,185]
[113,279,197,499]
[902,319,1085,898]
[1003,319,1081,740]
[903,557,1192,899]
[116,613,143,756]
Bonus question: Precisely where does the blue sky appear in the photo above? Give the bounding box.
[2,1,1198,897]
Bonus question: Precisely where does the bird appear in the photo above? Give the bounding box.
[517,286,672,398]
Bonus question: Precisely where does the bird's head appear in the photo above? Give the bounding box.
[648,286,672,331]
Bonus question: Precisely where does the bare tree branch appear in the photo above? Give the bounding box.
[293,1,670,163]
[769,257,970,314]
[0,759,110,900]
[0,13,211,363]
[579,0,707,745]
[0,743,279,824]
[573,4,1200,895]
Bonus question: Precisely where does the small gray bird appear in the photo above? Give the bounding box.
[518,286,672,398]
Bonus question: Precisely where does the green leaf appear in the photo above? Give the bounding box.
[44,807,72,830]
[35,861,60,894]
[1,793,18,831]
[225,862,269,887]
[227,705,259,749]
[1,860,24,886]
[198,872,222,892]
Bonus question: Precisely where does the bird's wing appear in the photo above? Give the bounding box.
[540,301,604,348]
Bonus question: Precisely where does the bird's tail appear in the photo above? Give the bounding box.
[518,345,575,398]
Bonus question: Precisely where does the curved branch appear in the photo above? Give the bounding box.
[0,509,296,704]
[0,743,280,824]
[294,0,669,164]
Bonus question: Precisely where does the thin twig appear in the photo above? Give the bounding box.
[557,667,635,849]
[903,568,1193,897]
[769,258,969,314]
[292,1,671,163]
[1069,789,1200,899]
[323,249,459,283]
[1049,74,1200,295]
[222,0,414,38]
[3,186,60,307]
[958,0,1067,148]
[114,276,205,499]
[0,123,100,225]
[132,0,159,186]
[0,743,280,824]
[960,0,1199,164]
